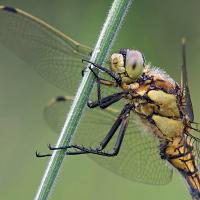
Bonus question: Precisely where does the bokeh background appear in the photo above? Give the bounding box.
[0,0,200,199]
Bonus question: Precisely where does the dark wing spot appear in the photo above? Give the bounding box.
[3,6,17,13]
[56,96,67,102]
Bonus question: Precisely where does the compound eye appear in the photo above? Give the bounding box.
[125,50,144,80]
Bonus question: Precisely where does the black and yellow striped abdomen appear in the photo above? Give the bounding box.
[161,136,200,199]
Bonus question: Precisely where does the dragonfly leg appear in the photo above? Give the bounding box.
[35,148,88,157]
[88,65,120,108]
[88,91,127,109]
[88,65,103,104]
[49,104,133,157]
[35,151,52,158]
[94,103,133,151]
[82,59,122,85]
[91,107,130,157]
[36,145,91,157]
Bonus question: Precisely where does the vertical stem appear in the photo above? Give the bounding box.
[35,0,133,199]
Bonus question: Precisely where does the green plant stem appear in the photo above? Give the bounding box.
[34,0,133,199]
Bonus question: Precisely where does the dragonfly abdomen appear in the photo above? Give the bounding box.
[162,137,200,200]
[185,172,200,200]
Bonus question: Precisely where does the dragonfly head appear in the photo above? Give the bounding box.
[111,49,145,83]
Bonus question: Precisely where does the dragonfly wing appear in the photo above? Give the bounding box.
[181,38,194,121]
[45,94,172,185]
[0,6,92,94]
[87,112,173,185]
[186,128,200,167]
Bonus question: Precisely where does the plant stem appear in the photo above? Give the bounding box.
[34,0,133,199]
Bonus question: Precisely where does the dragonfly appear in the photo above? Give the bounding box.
[1,5,200,200]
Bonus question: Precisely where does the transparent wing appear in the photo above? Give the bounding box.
[186,128,200,169]
[44,95,173,185]
[181,38,194,121]
[0,6,92,94]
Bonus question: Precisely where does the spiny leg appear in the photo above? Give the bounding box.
[96,103,133,151]
[66,114,129,157]
[48,112,124,156]
[81,63,117,106]
[82,59,122,85]
[36,104,127,158]
[84,60,123,109]
[89,66,107,105]
[48,104,133,157]
[88,65,122,108]
[36,151,52,158]
[36,93,129,158]
[36,143,92,157]
[35,148,88,157]
[88,91,127,109]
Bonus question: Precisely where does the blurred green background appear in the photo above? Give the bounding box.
[0,0,200,199]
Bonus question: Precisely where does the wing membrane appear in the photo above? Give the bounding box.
[0,6,173,184]
[44,95,172,185]
[0,6,92,94]
[0,6,120,97]
[181,38,194,121]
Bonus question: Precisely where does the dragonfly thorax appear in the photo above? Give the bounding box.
[110,49,145,84]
